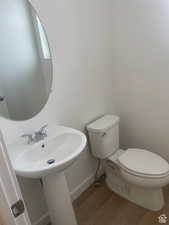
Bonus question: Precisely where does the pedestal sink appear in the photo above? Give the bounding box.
[10,125,87,225]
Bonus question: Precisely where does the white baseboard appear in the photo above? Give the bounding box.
[70,173,95,202]
[33,173,95,225]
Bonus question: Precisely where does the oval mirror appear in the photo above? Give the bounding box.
[0,0,52,121]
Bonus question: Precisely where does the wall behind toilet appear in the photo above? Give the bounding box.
[110,0,169,160]
[0,0,115,224]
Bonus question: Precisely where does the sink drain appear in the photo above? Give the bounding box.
[47,159,55,165]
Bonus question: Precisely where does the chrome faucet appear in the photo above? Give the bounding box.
[21,124,48,144]
[34,124,48,142]
[21,134,34,144]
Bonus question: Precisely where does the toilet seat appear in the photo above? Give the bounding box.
[118,149,169,178]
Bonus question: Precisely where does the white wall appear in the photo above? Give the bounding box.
[110,0,169,160]
[0,0,115,224]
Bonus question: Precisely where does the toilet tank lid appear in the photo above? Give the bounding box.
[87,115,120,133]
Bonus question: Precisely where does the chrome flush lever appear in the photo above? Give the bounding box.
[101,132,107,137]
[0,96,5,102]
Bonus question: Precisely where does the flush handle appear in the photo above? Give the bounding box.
[0,96,5,102]
[101,132,107,137]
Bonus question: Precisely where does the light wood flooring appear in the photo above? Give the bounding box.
[73,179,169,225]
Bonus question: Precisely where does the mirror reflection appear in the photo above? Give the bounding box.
[0,0,52,121]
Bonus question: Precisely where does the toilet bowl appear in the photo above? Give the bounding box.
[87,115,169,211]
[118,149,169,189]
[106,148,169,211]
[120,167,169,188]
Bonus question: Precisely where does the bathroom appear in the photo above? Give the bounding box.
[1,0,169,225]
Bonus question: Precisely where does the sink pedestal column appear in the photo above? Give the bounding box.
[43,172,77,225]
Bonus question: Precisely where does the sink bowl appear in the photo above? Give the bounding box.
[12,126,87,178]
[10,125,87,225]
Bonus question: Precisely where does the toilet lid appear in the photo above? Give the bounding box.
[118,149,169,176]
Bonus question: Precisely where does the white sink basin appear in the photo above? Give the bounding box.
[12,126,87,179]
[10,125,87,225]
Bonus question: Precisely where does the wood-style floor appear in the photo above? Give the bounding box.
[73,179,169,225]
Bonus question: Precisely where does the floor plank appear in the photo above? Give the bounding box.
[48,180,169,225]
[73,180,169,225]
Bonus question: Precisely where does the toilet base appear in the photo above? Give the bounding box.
[106,163,164,211]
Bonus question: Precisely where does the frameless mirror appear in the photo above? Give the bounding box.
[0,0,52,121]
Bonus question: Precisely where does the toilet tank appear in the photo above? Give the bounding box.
[87,115,120,159]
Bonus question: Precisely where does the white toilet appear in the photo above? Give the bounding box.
[87,115,169,211]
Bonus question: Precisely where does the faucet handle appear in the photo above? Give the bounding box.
[40,124,48,132]
[39,124,48,137]
[21,134,34,144]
